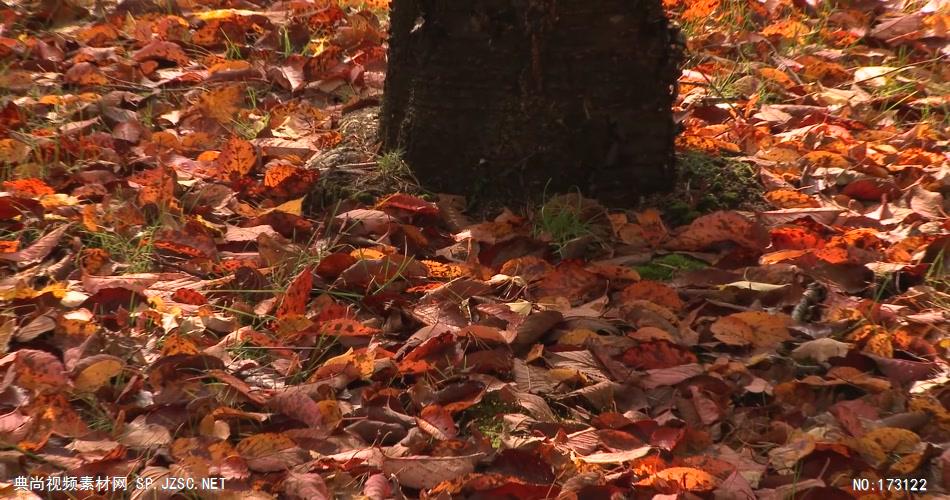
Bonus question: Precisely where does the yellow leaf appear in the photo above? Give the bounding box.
[73,355,124,392]
[268,197,304,216]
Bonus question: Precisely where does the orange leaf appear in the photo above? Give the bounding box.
[76,24,118,46]
[277,266,314,318]
[398,332,462,374]
[317,318,379,337]
[683,0,720,21]
[621,341,697,369]
[764,189,820,209]
[3,178,54,197]
[376,193,440,216]
[171,289,208,306]
[198,85,244,124]
[80,248,109,274]
[530,260,604,306]
[619,280,684,311]
[761,19,810,41]
[132,40,189,66]
[416,404,458,440]
[710,311,791,348]
[769,226,825,251]
[64,62,109,85]
[15,349,68,391]
[215,136,258,179]
[637,466,718,493]
[666,211,764,252]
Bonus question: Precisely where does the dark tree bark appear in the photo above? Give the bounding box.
[380,0,682,206]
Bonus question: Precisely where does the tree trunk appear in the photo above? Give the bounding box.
[380,0,682,207]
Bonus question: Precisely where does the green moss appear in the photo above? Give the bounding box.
[635,253,707,281]
[460,393,520,449]
[647,151,764,226]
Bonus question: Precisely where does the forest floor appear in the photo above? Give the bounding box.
[0,0,948,498]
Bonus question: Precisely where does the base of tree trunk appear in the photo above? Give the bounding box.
[380,0,682,207]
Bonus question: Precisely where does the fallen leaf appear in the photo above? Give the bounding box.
[710,311,791,348]
[381,453,483,489]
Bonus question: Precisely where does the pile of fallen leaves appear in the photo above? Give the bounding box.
[0,0,948,498]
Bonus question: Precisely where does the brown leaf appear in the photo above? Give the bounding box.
[381,453,483,489]
[621,341,697,370]
[267,389,340,435]
[530,260,605,306]
[416,404,458,440]
[710,311,791,348]
[864,353,939,384]
[282,472,330,500]
[133,40,189,65]
[117,415,172,449]
[236,432,309,472]
[15,349,68,391]
[362,474,393,500]
[579,446,652,464]
[618,280,684,311]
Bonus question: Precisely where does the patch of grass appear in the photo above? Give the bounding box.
[72,394,114,433]
[230,114,267,140]
[279,26,295,58]
[222,33,245,60]
[635,253,708,281]
[918,103,949,131]
[81,224,159,274]
[226,339,272,364]
[0,226,44,247]
[0,162,14,183]
[286,336,342,385]
[923,249,949,311]
[377,149,410,177]
[267,235,325,293]
[459,393,521,449]
[532,192,599,256]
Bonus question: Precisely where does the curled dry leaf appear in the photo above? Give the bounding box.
[416,404,458,440]
[791,338,853,364]
[579,446,652,464]
[267,389,341,436]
